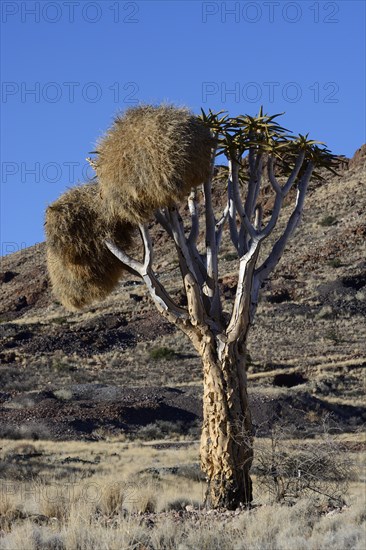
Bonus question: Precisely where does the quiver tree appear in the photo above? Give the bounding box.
[46,105,339,509]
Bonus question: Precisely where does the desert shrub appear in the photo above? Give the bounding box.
[37,484,70,523]
[0,421,50,441]
[316,305,335,319]
[252,416,355,505]
[186,419,202,440]
[164,497,201,511]
[51,317,68,325]
[325,327,343,344]
[223,252,238,261]
[0,496,365,550]
[320,215,338,227]
[149,346,176,361]
[53,389,73,401]
[134,493,157,514]
[134,420,186,440]
[328,258,342,268]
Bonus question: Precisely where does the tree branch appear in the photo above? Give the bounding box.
[226,239,261,344]
[167,207,202,284]
[254,205,262,231]
[230,159,256,237]
[283,150,305,196]
[105,240,143,275]
[186,189,210,284]
[188,189,199,246]
[227,172,239,252]
[259,151,308,241]
[141,268,189,326]
[229,158,257,257]
[106,228,189,327]
[216,203,229,248]
[255,161,314,284]
[245,151,263,220]
[157,207,206,285]
[184,272,206,327]
[259,182,283,239]
[155,209,173,238]
[267,156,282,195]
[139,224,153,270]
[203,177,221,322]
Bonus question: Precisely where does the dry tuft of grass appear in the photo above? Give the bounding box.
[0,437,364,549]
[95,104,214,223]
[45,182,136,311]
[1,498,365,550]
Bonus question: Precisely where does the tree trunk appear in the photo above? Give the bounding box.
[200,335,253,509]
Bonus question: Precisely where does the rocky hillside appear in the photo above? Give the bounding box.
[0,145,365,440]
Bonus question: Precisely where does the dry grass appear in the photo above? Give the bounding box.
[0,436,364,549]
[1,485,364,550]
[95,104,214,223]
[45,182,136,311]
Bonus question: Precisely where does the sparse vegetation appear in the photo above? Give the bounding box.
[325,327,343,345]
[253,416,356,505]
[1,133,365,540]
[328,257,342,268]
[133,420,196,441]
[320,215,338,227]
[0,435,364,549]
[51,317,68,325]
[149,346,176,361]
[51,359,77,373]
[223,252,238,262]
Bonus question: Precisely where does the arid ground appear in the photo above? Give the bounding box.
[0,145,365,549]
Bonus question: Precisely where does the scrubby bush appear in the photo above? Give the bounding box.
[149,346,176,361]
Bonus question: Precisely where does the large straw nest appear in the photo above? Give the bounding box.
[45,182,134,311]
[94,104,214,223]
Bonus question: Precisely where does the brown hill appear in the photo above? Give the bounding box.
[0,145,365,440]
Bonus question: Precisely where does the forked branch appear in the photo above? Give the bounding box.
[255,161,314,285]
[258,150,307,240]
[226,238,261,344]
[229,158,257,257]
[106,226,189,327]
[245,151,263,220]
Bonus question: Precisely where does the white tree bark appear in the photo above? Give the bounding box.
[105,231,189,330]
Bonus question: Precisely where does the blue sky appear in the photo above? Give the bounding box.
[1,0,365,255]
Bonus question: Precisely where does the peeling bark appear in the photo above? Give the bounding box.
[200,334,253,509]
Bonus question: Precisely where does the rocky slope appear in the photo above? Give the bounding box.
[0,145,365,440]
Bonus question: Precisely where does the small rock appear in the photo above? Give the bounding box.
[130,293,143,302]
[1,271,17,283]
[15,296,28,311]
[0,352,16,364]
